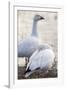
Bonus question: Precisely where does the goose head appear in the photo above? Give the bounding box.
[34,15,44,22]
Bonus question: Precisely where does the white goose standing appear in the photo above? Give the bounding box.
[18,15,44,62]
[25,44,55,77]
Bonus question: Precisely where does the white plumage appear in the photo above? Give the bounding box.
[18,36,39,57]
[25,44,55,77]
[18,15,44,58]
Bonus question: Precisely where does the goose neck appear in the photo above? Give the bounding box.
[31,20,38,37]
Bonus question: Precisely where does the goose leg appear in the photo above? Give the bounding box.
[25,57,29,66]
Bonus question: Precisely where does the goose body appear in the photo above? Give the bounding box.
[25,44,55,77]
[18,36,39,57]
[18,15,44,58]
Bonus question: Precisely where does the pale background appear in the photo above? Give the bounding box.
[0,0,66,90]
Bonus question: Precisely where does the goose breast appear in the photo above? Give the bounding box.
[18,36,39,57]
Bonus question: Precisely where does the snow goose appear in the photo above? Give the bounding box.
[25,44,55,77]
[18,15,44,62]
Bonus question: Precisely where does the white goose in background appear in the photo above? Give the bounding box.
[18,15,44,62]
[25,44,55,77]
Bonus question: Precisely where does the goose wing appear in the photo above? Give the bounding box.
[26,49,55,71]
[26,50,39,70]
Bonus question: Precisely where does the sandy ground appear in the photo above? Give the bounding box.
[17,10,58,79]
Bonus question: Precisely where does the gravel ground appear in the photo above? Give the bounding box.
[18,60,57,79]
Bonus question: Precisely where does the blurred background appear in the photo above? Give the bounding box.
[17,10,58,79]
